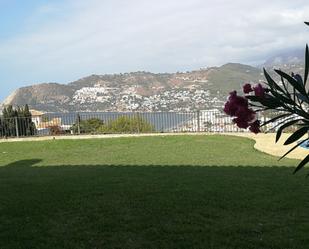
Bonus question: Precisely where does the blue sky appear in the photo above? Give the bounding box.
[0,0,309,101]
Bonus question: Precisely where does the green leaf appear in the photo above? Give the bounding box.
[284,126,309,145]
[261,113,291,127]
[276,119,302,143]
[275,69,306,95]
[263,69,285,94]
[295,93,309,103]
[294,153,309,174]
[294,74,304,85]
[279,138,309,161]
[305,44,309,86]
[246,95,281,109]
[245,95,262,102]
[271,90,296,105]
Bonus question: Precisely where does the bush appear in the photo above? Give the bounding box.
[101,115,154,134]
[71,118,104,134]
[71,116,154,134]
[48,126,64,136]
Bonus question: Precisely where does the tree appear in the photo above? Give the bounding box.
[2,105,18,137]
[0,105,36,137]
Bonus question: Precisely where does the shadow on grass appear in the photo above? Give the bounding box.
[1,159,305,188]
[1,158,305,184]
[5,159,43,168]
[0,160,309,249]
[2,159,306,187]
[2,158,300,169]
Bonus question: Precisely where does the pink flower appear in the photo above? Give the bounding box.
[235,107,255,122]
[224,102,236,116]
[230,93,248,107]
[249,120,261,134]
[243,83,253,94]
[224,91,248,116]
[233,117,249,129]
[224,90,258,129]
[253,84,265,97]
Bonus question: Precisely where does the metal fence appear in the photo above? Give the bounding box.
[0,110,274,138]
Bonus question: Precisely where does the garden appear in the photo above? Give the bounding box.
[1,135,309,249]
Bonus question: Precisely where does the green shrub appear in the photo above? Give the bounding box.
[102,115,154,133]
[71,115,154,134]
[71,118,104,134]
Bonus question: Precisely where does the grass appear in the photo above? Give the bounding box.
[0,135,309,249]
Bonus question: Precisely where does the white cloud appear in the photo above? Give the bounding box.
[0,0,309,89]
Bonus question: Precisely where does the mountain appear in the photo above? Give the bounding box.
[2,83,74,112]
[263,49,304,67]
[261,48,306,78]
[259,49,306,87]
[1,63,263,112]
[263,49,305,67]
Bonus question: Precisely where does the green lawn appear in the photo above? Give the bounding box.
[0,135,308,249]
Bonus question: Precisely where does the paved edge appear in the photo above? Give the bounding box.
[224,133,307,160]
[0,132,307,160]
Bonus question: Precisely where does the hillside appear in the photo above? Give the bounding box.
[261,49,305,78]
[2,63,263,112]
[262,49,304,68]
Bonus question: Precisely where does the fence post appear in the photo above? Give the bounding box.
[77,113,81,135]
[136,112,140,134]
[129,114,133,134]
[197,110,200,132]
[15,117,19,138]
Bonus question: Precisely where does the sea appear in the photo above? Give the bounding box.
[44,112,195,132]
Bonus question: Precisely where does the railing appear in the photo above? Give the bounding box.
[0,116,37,138]
[0,110,269,138]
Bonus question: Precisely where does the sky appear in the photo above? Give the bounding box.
[0,0,309,101]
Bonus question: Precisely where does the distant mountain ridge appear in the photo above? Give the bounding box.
[2,63,264,112]
[3,48,307,113]
[262,49,304,67]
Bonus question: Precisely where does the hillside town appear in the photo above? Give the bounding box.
[72,84,225,112]
[1,63,266,113]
